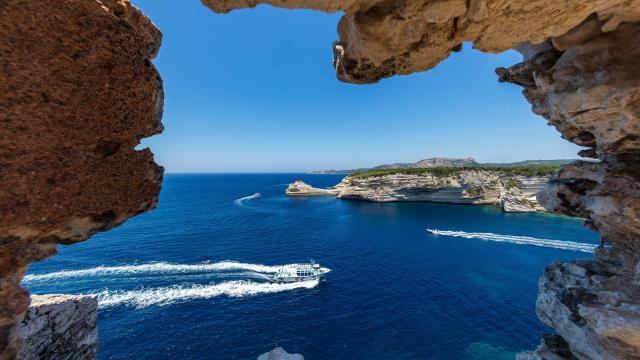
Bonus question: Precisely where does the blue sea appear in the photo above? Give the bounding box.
[24,174,599,360]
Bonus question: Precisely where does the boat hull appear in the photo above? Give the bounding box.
[269,275,324,283]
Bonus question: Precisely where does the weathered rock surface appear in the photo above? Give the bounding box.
[498,23,640,160]
[517,334,575,360]
[333,170,548,212]
[17,295,98,360]
[501,188,544,213]
[500,23,640,360]
[0,1,163,357]
[257,347,304,360]
[0,0,638,359]
[203,0,640,84]
[285,180,340,196]
[520,248,640,360]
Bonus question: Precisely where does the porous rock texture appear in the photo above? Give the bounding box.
[505,23,640,360]
[202,1,640,359]
[17,295,98,360]
[334,171,547,212]
[0,0,163,358]
[203,0,640,84]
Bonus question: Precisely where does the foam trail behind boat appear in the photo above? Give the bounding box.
[23,261,283,282]
[427,229,596,253]
[96,279,319,308]
[234,192,261,205]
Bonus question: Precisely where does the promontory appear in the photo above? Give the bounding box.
[288,165,562,212]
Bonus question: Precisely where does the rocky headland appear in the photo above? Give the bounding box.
[291,166,558,212]
[285,180,340,196]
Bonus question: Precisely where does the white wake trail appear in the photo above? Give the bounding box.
[427,229,596,253]
[234,192,261,205]
[24,261,283,282]
[96,279,319,308]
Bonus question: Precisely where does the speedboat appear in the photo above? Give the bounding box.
[269,261,331,283]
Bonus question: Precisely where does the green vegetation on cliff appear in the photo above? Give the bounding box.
[350,165,561,178]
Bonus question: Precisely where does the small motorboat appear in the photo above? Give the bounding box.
[270,261,331,283]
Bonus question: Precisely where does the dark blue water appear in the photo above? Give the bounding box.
[24,174,598,360]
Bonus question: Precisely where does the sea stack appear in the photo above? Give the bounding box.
[285,180,340,196]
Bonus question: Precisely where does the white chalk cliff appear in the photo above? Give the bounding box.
[337,171,547,212]
[288,170,549,212]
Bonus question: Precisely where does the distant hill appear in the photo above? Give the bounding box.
[374,157,478,169]
[310,157,579,174]
[482,159,580,167]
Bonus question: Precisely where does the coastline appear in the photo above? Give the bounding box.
[286,167,552,213]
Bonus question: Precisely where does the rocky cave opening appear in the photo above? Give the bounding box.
[1,0,639,359]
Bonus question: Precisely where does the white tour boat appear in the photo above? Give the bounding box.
[270,261,331,283]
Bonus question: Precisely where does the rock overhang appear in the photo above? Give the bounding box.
[1,0,640,359]
[202,0,640,84]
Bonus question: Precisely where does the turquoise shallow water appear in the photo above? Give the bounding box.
[24,174,599,359]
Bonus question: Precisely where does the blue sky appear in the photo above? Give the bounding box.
[133,0,582,173]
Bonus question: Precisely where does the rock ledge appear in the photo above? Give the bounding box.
[17,294,98,360]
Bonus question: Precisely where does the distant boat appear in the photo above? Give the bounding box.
[269,261,331,283]
[234,193,261,204]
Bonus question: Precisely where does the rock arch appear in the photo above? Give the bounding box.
[1,0,639,358]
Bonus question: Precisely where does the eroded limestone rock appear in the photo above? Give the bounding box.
[257,347,304,360]
[504,24,640,158]
[0,1,163,357]
[285,180,340,196]
[17,295,98,360]
[500,23,640,360]
[332,170,547,212]
[203,0,640,84]
[531,249,640,360]
[501,188,542,213]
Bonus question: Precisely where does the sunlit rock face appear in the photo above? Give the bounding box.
[202,0,640,358]
[202,0,640,84]
[501,23,640,360]
[334,171,547,212]
[0,1,163,358]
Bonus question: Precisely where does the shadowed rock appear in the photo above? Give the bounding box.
[0,1,163,357]
[17,295,98,360]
